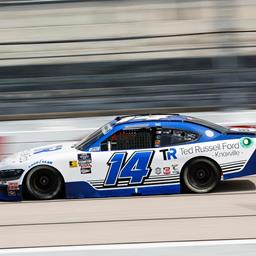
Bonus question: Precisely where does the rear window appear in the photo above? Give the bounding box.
[185,117,229,133]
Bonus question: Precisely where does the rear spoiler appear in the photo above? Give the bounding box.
[226,125,256,135]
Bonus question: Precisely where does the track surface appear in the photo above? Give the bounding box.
[0,177,256,249]
[1,111,256,249]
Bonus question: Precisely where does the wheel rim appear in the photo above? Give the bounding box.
[30,169,60,197]
[187,163,217,190]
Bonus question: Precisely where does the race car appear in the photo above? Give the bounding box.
[0,114,256,201]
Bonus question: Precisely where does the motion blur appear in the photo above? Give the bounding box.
[0,0,255,118]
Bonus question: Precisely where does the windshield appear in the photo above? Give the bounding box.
[75,120,116,151]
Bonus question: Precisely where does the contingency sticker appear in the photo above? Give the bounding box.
[81,168,92,174]
[69,161,78,168]
[78,153,92,174]
[163,167,171,175]
[78,153,92,163]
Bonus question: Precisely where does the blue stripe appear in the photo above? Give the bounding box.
[65,181,180,198]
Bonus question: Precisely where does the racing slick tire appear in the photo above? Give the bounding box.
[25,165,64,200]
[182,158,221,193]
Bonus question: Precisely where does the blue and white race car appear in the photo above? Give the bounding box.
[0,114,256,201]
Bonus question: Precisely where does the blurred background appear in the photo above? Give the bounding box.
[0,0,256,119]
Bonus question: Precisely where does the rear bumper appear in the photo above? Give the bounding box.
[224,149,256,180]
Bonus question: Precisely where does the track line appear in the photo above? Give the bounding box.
[0,214,255,229]
[1,238,256,250]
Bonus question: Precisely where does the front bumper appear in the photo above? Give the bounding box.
[0,168,24,201]
[0,184,22,201]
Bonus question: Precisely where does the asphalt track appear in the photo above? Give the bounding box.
[0,177,255,249]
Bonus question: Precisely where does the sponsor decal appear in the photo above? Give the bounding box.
[33,145,62,155]
[155,167,162,175]
[160,148,177,161]
[205,130,214,138]
[163,167,171,175]
[172,164,180,174]
[69,161,78,168]
[7,182,19,196]
[7,182,19,191]
[78,153,92,163]
[80,163,92,169]
[179,142,241,158]
[81,168,92,174]
[78,153,92,173]
[8,190,16,196]
[28,160,53,169]
[240,137,254,148]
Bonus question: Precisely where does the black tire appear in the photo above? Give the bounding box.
[183,158,220,193]
[26,166,63,200]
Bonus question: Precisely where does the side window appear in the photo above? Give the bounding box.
[101,128,155,151]
[160,128,198,147]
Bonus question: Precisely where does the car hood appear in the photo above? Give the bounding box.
[1,142,76,166]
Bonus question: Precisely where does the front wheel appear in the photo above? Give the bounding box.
[26,166,64,200]
[183,159,220,193]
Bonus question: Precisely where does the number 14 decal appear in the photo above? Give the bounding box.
[104,151,154,186]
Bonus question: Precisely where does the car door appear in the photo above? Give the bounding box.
[87,124,161,195]
[87,123,197,196]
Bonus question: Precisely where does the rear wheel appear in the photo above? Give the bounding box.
[183,158,220,193]
[26,166,63,200]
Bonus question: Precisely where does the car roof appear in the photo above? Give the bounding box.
[114,114,229,134]
[115,114,188,124]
